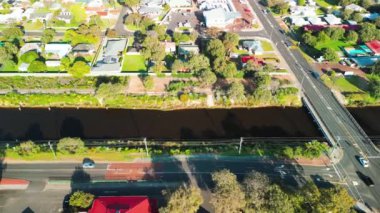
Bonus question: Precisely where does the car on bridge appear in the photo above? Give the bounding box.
[357,171,374,187]
[358,156,369,168]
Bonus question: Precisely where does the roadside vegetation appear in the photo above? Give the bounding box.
[160,169,355,213]
[3,138,329,161]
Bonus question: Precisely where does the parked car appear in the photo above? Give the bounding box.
[358,156,369,167]
[263,9,268,14]
[311,71,320,79]
[82,158,95,169]
[357,171,374,187]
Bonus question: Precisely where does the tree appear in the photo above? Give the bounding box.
[206,39,226,60]
[70,4,87,24]
[171,59,186,74]
[243,171,270,211]
[371,60,380,75]
[95,83,125,103]
[57,137,85,154]
[222,32,239,54]
[359,23,377,42]
[68,61,90,78]
[89,15,104,27]
[342,9,353,20]
[316,185,355,213]
[142,75,154,90]
[303,140,329,158]
[123,0,140,12]
[0,47,13,62]
[330,28,345,40]
[360,0,372,8]
[213,57,237,78]
[28,60,47,72]
[317,31,329,43]
[160,184,203,213]
[346,30,358,43]
[302,32,317,46]
[4,42,18,55]
[41,28,56,44]
[322,48,339,62]
[152,25,169,41]
[60,56,71,71]
[298,0,305,5]
[20,51,39,63]
[227,81,245,101]
[210,169,246,213]
[375,17,380,28]
[69,191,94,209]
[368,76,380,99]
[264,184,294,213]
[141,36,166,63]
[187,54,210,74]
[351,12,363,23]
[198,69,217,87]
[17,140,40,156]
[2,26,24,41]
[205,27,221,38]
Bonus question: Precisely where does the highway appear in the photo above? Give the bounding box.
[247,0,380,209]
[0,157,339,212]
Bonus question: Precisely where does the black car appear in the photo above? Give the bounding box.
[357,171,374,187]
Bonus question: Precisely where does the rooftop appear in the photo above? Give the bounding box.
[366,40,380,54]
[88,196,157,213]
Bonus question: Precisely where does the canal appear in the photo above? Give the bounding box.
[0,107,378,141]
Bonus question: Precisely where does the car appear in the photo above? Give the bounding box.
[357,171,374,187]
[311,71,320,79]
[262,9,268,14]
[82,158,95,169]
[279,29,285,34]
[358,156,369,167]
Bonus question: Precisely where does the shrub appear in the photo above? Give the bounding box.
[20,51,39,64]
[69,191,94,209]
[17,140,40,156]
[142,75,154,90]
[57,137,85,154]
[179,93,189,102]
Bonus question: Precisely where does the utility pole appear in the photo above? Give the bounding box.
[48,141,56,159]
[239,137,243,154]
[143,138,149,157]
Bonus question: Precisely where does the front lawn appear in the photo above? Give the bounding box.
[261,40,274,51]
[314,0,337,7]
[315,40,355,51]
[122,54,147,72]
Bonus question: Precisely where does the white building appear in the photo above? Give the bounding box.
[323,14,341,25]
[203,8,241,28]
[198,0,232,11]
[290,6,316,17]
[290,17,309,26]
[45,43,72,59]
[165,0,192,8]
[345,4,365,12]
[0,7,23,24]
[308,17,326,25]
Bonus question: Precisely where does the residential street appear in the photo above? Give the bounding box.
[0,156,339,213]
[246,0,380,209]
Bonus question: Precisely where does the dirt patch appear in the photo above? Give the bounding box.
[105,163,162,180]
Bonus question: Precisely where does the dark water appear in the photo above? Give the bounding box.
[349,107,380,136]
[0,107,323,140]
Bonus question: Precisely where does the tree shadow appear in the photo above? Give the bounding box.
[94,76,121,87]
[0,145,6,182]
[24,123,43,140]
[60,117,84,138]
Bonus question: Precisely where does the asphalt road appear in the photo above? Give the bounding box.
[0,157,338,213]
[247,0,380,209]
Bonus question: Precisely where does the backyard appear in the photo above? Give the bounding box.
[315,40,355,51]
[122,54,147,72]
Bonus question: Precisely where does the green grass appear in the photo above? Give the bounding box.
[334,77,365,93]
[315,40,355,51]
[125,24,142,31]
[122,54,147,72]
[233,49,249,55]
[314,0,337,7]
[261,40,274,51]
[127,36,135,47]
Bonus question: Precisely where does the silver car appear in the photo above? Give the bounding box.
[359,157,369,168]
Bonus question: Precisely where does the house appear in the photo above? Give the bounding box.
[88,196,157,213]
[307,17,326,25]
[361,13,380,21]
[139,6,162,21]
[103,39,127,64]
[50,2,62,10]
[323,14,341,25]
[32,1,45,8]
[56,10,72,23]
[30,12,53,22]
[46,60,61,67]
[366,40,380,56]
[290,6,316,17]
[198,0,231,11]
[285,0,297,7]
[345,4,365,12]
[165,0,192,8]
[241,40,263,55]
[290,16,309,26]
[203,8,241,28]
[19,43,42,55]
[87,0,104,7]
[72,44,96,56]
[45,43,72,59]
[346,20,357,25]
[178,44,199,57]
[162,41,176,53]
[0,7,23,24]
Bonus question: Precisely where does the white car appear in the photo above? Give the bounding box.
[359,157,369,168]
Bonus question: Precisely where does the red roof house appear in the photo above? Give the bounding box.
[241,55,265,65]
[88,196,157,213]
[366,40,380,55]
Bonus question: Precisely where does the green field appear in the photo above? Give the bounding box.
[315,40,355,51]
[122,54,147,72]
